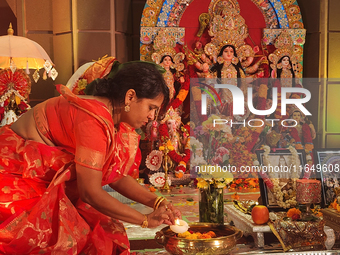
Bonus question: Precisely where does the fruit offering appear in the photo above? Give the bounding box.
[251,205,269,225]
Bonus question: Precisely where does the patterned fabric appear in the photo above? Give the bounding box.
[0,85,141,254]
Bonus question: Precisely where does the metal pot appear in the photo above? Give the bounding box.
[155,223,243,255]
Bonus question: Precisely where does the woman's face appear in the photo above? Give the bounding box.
[222,46,234,61]
[121,94,164,129]
[162,56,172,68]
[281,56,290,68]
[279,157,286,166]
[292,111,301,123]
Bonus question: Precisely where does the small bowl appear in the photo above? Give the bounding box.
[155,222,243,255]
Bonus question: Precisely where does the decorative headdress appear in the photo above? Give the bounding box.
[268,30,295,71]
[161,106,181,128]
[204,0,248,59]
[151,30,185,72]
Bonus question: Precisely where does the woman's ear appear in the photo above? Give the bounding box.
[125,89,136,105]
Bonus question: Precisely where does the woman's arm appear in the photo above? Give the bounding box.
[109,175,158,208]
[109,175,182,219]
[76,164,171,227]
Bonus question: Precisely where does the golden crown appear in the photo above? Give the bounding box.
[161,106,181,127]
[204,0,248,58]
[268,30,295,68]
[151,29,185,71]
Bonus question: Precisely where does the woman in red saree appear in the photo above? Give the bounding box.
[0,62,179,254]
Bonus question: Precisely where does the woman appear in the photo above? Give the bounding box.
[0,62,181,254]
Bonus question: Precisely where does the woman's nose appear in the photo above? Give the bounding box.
[148,109,156,120]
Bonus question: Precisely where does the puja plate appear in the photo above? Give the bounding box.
[155,222,243,255]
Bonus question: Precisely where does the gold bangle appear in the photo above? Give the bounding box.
[154,197,166,210]
[153,197,162,210]
[153,197,165,210]
[141,214,148,228]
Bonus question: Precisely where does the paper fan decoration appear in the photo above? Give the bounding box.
[145,150,163,171]
[0,69,31,99]
[149,172,171,188]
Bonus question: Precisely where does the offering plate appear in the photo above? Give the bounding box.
[155,222,243,255]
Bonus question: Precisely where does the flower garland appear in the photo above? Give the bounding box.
[166,74,190,110]
[262,145,299,209]
[158,123,190,176]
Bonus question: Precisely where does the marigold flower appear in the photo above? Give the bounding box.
[287,208,301,218]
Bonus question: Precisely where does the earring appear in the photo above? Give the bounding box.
[232,56,239,65]
[124,105,130,112]
[277,63,282,69]
[217,56,224,64]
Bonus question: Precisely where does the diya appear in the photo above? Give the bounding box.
[155,222,242,255]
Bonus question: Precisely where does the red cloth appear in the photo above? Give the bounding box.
[0,85,141,254]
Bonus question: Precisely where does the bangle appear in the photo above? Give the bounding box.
[141,214,148,228]
[153,196,166,210]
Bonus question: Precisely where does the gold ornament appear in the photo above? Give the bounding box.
[151,29,185,72]
[204,0,249,60]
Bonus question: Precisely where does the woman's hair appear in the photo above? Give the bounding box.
[210,44,243,87]
[93,62,169,114]
[276,56,296,87]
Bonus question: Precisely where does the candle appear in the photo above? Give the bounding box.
[170,219,189,234]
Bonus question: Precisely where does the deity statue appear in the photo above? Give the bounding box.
[0,69,31,127]
[193,0,268,117]
[289,107,316,144]
[269,30,301,88]
[268,30,304,117]
[161,107,183,154]
[151,30,185,102]
[158,55,185,100]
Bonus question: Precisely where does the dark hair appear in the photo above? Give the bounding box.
[160,55,176,75]
[93,62,169,114]
[210,45,243,87]
[276,56,296,87]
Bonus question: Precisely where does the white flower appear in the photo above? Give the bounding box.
[253,160,260,166]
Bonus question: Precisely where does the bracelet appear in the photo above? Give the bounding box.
[153,196,166,210]
[153,197,163,210]
[141,214,148,228]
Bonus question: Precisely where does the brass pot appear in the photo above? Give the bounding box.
[155,223,243,255]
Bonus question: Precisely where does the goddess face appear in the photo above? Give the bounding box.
[281,56,290,68]
[222,46,234,61]
[161,56,172,69]
[292,111,302,123]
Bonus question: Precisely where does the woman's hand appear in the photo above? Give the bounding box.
[146,206,174,228]
[159,201,182,225]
